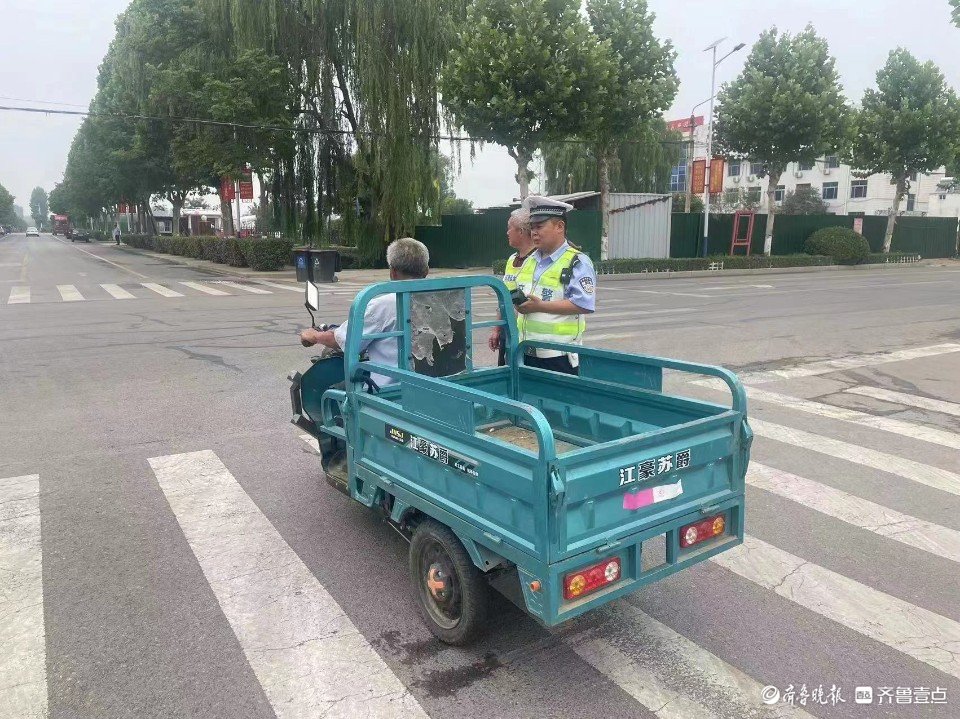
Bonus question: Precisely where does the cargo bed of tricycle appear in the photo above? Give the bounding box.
[290,275,751,641]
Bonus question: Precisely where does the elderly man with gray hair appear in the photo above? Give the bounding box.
[488,206,536,362]
[299,237,429,387]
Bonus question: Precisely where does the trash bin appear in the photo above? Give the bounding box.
[312,249,340,283]
[293,247,340,284]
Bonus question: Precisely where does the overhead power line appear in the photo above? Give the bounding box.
[0,104,690,146]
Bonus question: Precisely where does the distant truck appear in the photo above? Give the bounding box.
[52,215,71,237]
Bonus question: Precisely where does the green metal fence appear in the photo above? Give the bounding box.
[415,209,602,267]
[670,213,958,259]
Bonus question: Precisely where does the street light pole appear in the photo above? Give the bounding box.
[701,43,718,257]
[700,39,746,258]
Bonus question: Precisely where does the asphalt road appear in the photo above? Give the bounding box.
[2,232,960,719]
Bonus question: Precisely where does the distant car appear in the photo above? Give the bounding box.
[71,230,91,243]
[26,227,40,237]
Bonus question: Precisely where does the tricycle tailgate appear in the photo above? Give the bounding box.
[554,412,750,561]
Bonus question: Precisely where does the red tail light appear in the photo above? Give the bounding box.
[680,513,726,549]
[563,557,622,601]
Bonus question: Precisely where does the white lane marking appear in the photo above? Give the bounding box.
[744,386,960,450]
[589,307,697,322]
[845,386,960,419]
[700,284,774,290]
[739,343,960,385]
[570,603,814,719]
[627,289,714,298]
[57,284,84,301]
[712,535,960,680]
[214,281,272,295]
[254,280,302,293]
[8,286,30,304]
[179,281,229,296]
[100,283,136,299]
[585,333,638,343]
[141,282,184,298]
[148,451,427,719]
[588,317,696,332]
[751,418,960,497]
[748,463,960,564]
[0,474,47,719]
[55,236,150,279]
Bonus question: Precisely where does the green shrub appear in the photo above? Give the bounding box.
[240,237,293,271]
[805,227,870,264]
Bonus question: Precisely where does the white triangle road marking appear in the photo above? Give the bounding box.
[0,473,47,719]
[148,450,428,719]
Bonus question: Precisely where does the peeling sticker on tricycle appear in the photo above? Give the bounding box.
[410,290,466,366]
[386,424,479,477]
[618,449,691,487]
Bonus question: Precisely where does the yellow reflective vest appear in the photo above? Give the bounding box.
[514,245,586,360]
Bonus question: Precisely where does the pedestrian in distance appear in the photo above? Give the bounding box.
[489,207,536,365]
[513,195,597,376]
[113,224,121,246]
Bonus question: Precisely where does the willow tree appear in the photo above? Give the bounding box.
[542,121,680,196]
[203,0,457,255]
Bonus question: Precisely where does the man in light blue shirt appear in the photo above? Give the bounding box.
[299,237,429,386]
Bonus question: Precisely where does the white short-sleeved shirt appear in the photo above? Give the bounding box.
[333,294,398,387]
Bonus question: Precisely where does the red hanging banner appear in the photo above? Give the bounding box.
[238,179,254,200]
[691,159,706,194]
[220,178,235,201]
[709,157,726,194]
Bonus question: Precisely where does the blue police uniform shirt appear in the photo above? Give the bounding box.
[531,241,596,312]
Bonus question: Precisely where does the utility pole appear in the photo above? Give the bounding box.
[700,38,746,257]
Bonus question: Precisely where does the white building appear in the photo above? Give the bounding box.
[669,116,948,217]
[926,178,960,218]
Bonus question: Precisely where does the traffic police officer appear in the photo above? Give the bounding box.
[513,195,597,375]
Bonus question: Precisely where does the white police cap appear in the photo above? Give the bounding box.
[522,195,574,222]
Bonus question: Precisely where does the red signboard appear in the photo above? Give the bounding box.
[238,180,254,200]
[667,116,705,132]
[220,178,235,201]
[691,159,706,194]
[709,157,725,194]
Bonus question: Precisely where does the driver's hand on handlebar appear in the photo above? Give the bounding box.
[300,328,321,347]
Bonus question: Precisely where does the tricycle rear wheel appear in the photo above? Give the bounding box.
[409,520,488,645]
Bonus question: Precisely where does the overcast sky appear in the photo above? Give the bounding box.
[2,0,958,215]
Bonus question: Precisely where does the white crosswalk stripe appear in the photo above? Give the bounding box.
[712,535,960,680]
[178,281,229,296]
[57,284,84,301]
[845,385,960,418]
[0,474,47,719]
[141,282,184,298]
[748,462,960,564]
[744,386,960,450]
[100,283,135,299]
[570,602,815,718]
[751,418,960,496]
[731,342,960,385]
[214,280,272,295]
[254,280,303,292]
[149,450,427,719]
[8,286,30,304]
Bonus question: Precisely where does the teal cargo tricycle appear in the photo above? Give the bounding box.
[289,275,752,645]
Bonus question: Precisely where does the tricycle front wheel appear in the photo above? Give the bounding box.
[409,520,489,645]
